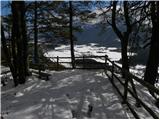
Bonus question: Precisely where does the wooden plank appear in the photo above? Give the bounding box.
[43,56,105,59]
[111,61,114,81]
[31,55,158,94]
[83,56,85,68]
[59,62,71,63]
[110,71,158,119]
[75,68,105,69]
[57,56,59,70]
[128,87,158,119]
[104,70,140,119]
[105,60,158,94]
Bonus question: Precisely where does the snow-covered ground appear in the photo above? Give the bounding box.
[1,8,153,119]
[1,69,131,119]
[1,4,157,119]
[45,45,122,61]
[1,68,158,119]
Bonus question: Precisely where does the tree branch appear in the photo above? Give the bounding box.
[111,1,123,40]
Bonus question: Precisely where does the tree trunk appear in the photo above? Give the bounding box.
[11,1,19,85]
[21,2,29,76]
[121,37,129,77]
[144,2,159,86]
[34,1,38,64]
[16,2,25,84]
[1,25,18,87]
[69,1,75,68]
[11,1,28,84]
[111,1,129,77]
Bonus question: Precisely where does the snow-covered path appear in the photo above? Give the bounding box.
[1,69,129,119]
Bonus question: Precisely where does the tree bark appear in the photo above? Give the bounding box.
[34,1,39,64]
[1,25,18,87]
[111,1,130,77]
[15,1,25,84]
[144,2,159,86]
[11,1,19,84]
[69,1,75,69]
[121,37,129,76]
[11,1,28,84]
[20,1,29,76]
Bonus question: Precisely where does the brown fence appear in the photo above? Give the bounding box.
[2,55,158,118]
[30,55,159,118]
[104,55,159,119]
[46,55,159,118]
[45,55,107,69]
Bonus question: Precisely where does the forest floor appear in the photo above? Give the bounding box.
[1,68,158,119]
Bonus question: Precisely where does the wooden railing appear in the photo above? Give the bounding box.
[41,55,107,69]
[30,55,159,118]
[104,55,159,119]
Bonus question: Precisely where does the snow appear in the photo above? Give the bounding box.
[1,4,154,118]
[2,68,158,119]
[105,70,159,119]
[91,7,110,15]
[1,69,130,119]
[45,44,136,63]
[1,66,10,73]
[130,64,146,78]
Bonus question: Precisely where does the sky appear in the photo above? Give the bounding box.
[1,1,11,16]
[0,1,101,16]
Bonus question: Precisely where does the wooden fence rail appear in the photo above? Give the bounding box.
[104,55,159,119]
[29,55,159,118]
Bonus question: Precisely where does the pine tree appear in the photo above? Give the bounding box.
[69,1,75,68]
[1,24,19,86]
[11,1,28,84]
[143,1,159,94]
[33,1,38,63]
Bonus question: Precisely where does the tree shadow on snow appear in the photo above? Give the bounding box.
[2,70,130,119]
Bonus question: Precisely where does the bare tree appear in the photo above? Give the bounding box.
[109,1,131,77]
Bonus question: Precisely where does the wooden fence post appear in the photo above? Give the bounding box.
[83,55,85,68]
[105,55,108,66]
[57,56,59,70]
[111,61,114,82]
